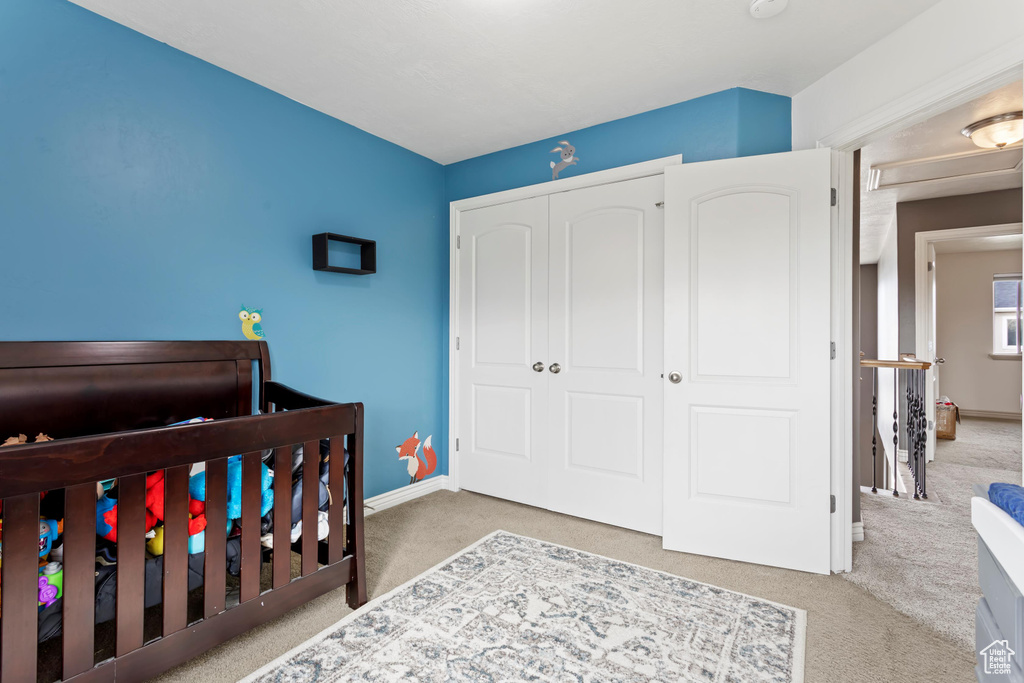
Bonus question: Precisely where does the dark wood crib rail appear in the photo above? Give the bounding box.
[0,341,366,683]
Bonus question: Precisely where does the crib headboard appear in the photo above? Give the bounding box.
[0,341,271,439]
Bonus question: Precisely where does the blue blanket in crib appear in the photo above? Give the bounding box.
[990,483,1024,528]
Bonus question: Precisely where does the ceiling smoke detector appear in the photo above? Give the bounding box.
[750,0,789,19]
[961,112,1024,149]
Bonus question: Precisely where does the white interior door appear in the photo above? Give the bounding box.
[662,148,833,574]
[459,196,549,508]
[546,176,665,535]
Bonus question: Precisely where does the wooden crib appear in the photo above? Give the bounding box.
[0,340,366,682]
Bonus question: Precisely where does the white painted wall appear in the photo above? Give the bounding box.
[792,0,1024,150]
[935,249,1023,416]
[876,218,900,468]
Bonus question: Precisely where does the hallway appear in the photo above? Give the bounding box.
[844,417,1022,649]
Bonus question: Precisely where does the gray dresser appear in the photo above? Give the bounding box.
[975,484,1024,682]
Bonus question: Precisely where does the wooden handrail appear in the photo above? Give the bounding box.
[861,357,931,370]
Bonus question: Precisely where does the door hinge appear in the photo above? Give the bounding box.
[830,341,836,359]
[456,337,460,351]
[457,235,461,249]
[456,438,460,452]
[830,188,837,207]
[830,494,836,513]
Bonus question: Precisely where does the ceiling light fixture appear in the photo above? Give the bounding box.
[749,0,789,19]
[961,112,1023,149]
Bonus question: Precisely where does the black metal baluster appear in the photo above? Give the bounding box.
[892,369,900,498]
[910,369,917,495]
[919,368,928,499]
[871,367,878,494]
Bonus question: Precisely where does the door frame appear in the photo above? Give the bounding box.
[447,155,683,493]
[914,222,1024,462]
[817,51,1023,572]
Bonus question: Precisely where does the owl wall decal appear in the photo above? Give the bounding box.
[238,306,265,340]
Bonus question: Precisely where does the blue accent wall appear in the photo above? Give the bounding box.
[736,88,793,158]
[443,87,792,202]
[1,0,793,501]
[0,0,447,499]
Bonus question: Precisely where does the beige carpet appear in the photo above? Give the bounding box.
[845,417,1022,650]
[152,490,974,683]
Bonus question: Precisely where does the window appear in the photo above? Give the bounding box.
[993,275,1022,355]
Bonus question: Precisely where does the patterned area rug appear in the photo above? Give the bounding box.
[243,531,806,682]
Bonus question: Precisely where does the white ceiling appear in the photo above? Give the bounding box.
[69,0,943,164]
[860,80,1024,264]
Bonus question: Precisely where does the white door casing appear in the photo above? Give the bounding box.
[662,148,833,574]
[914,224,1024,463]
[928,242,939,463]
[546,176,666,535]
[458,196,550,508]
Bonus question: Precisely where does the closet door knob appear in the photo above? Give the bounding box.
[533,362,545,372]
[668,371,682,384]
[549,363,561,374]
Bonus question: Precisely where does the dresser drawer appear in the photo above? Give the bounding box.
[979,538,1024,673]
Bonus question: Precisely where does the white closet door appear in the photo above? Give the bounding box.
[546,176,665,535]
[662,149,832,574]
[458,196,549,507]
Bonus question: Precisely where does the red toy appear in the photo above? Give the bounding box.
[97,471,207,542]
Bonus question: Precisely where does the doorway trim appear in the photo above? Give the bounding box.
[817,47,1023,572]
[446,155,683,493]
[914,222,1024,461]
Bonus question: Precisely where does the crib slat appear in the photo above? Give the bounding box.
[163,465,190,635]
[204,458,227,618]
[0,493,40,681]
[272,446,292,588]
[64,483,97,679]
[301,440,319,576]
[240,451,262,602]
[116,473,146,656]
[346,405,367,608]
[328,435,344,564]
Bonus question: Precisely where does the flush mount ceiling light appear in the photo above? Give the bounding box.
[961,112,1024,149]
[750,0,789,19]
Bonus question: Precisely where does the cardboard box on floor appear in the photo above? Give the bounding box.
[936,399,960,440]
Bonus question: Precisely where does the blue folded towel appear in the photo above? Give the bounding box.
[989,483,1024,528]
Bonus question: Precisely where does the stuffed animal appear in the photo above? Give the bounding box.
[147,523,206,555]
[97,472,207,547]
[38,519,61,560]
[188,455,274,530]
[1,433,52,447]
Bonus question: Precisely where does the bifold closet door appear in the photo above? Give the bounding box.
[546,175,665,535]
[458,196,550,508]
[662,148,832,574]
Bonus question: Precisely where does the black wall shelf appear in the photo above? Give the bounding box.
[312,232,376,275]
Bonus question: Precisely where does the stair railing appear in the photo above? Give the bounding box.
[860,356,932,500]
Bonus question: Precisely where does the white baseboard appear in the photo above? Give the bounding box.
[958,409,1022,421]
[852,521,864,542]
[365,475,450,516]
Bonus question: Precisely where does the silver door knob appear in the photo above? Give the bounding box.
[533,362,545,372]
[934,357,945,364]
[668,371,682,384]
[549,363,561,374]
